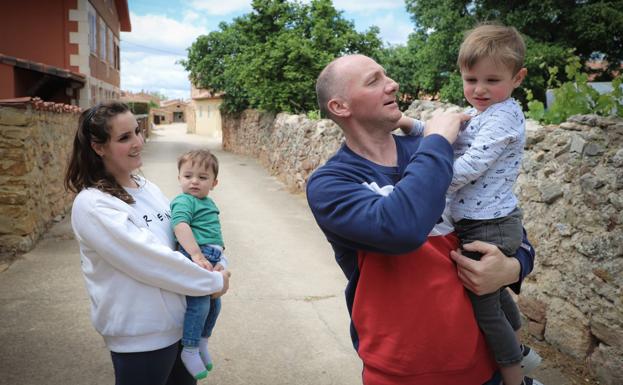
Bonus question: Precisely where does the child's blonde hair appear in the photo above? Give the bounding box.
[457,23,526,75]
[177,149,219,178]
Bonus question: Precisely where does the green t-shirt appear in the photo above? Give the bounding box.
[170,193,224,247]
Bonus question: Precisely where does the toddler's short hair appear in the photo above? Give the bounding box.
[177,149,219,178]
[458,23,526,75]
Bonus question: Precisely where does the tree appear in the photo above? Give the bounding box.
[182,0,382,114]
[398,0,622,106]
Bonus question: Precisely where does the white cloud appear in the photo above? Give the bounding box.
[121,53,191,99]
[187,0,252,15]
[122,12,208,55]
[371,13,413,45]
[120,13,207,99]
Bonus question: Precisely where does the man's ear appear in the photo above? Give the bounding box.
[91,142,104,157]
[513,68,527,88]
[327,98,351,118]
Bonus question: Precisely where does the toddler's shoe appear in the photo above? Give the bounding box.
[520,344,542,375]
[501,377,543,385]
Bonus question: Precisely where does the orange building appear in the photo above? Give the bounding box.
[0,0,131,107]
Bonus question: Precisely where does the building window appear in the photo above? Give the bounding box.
[99,18,106,60]
[107,28,113,64]
[89,12,97,55]
[114,41,120,70]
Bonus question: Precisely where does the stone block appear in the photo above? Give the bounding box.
[0,107,32,126]
[569,133,586,153]
[544,298,590,360]
[0,191,28,205]
[612,148,623,167]
[591,318,623,348]
[518,296,547,322]
[0,234,34,256]
[584,142,605,156]
[588,344,623,385]
[526,320,545,340]
[0,159,29,176]
[538,181,563,204]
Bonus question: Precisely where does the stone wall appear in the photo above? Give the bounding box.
[222,103,623,384]
[0,102,79,259]
[516,115,623,385]
[222,110,344,192]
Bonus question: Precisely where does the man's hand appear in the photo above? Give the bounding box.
[424,112,471,144]
[450,241,520,295]
[212,270,231,298]
[191,253,214,271]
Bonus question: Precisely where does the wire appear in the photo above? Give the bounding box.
[121,40,187,56]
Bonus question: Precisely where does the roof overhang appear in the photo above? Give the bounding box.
[0,54,86,85]
[115,0,131,32]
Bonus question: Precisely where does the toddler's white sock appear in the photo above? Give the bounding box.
[199,337,214,371]
[181,347,208,380]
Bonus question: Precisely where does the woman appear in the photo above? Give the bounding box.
[65,101,230,385]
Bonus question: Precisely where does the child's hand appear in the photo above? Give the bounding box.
[191,253,214,271]
[213,263,225,272]
[397,114,416,135]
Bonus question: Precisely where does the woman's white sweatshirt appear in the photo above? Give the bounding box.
[71,177,224,353]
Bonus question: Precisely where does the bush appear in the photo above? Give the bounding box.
[526,56,623,124]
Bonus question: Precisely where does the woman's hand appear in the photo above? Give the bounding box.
[450,241,520,295]
[213,263,225,272]
[212,270,231,298]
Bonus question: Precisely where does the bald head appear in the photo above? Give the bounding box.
[316,54,371,120]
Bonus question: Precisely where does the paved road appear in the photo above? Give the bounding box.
[0,123,361,385]
[0,123,574,385]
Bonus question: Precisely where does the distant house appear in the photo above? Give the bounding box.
[120,90,159,139]
[0,0,131,107]
[187,86,223,138]
[120,90,161,106]
[152,99,188,125]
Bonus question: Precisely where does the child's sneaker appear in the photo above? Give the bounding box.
[520,344,542,374]
[500,377,543,385]
[521,377,543,385]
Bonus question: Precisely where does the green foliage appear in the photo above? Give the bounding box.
[181,0,382,114]
[306,109,320,120]
[526,56,623,124]
[127,102,149,115]
[439,72,465,106]
[399,0,621,109]
[147,91,168,101]
[378,44,419,110]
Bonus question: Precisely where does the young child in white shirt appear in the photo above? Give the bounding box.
[399,23,541,385]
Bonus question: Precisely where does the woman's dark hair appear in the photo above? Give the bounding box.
[64,101,136,204]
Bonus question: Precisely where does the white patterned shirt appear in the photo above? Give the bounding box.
[410,98,525,221]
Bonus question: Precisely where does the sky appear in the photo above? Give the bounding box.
[120,0,414,100]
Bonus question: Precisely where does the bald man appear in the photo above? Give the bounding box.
[306,54,535,385]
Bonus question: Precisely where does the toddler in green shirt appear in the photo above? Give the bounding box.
[170,149,228,380]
